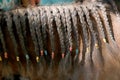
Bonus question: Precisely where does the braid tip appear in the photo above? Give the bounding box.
[103,38,107,43]
[36,56,39,63]
[69,47,72,52]
[16,56,20,62]
[76,49,79,55]
[95,43,99,48]
[4,52,8,59]
[25,54,29,60]
[44,50,48,56]
[51,52,54,59]
[62,53,65,59]
[86,47,89,53]
[40,50,44,56]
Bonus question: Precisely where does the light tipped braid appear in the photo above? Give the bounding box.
[1,14,14,79]
[97,3,115,41]
[46,7,55,59]
[27,9,39,61]
[52,7,65,58]
[32,8,43,62]
[0,15,7,61]
[40,8,48,56]
[70,6,80,56]
[89,4,107,43]
[59,7,72,72]
[64,7,73,52]
[58,7,68,58]
[5,13,20,60]
[76,5,89,64]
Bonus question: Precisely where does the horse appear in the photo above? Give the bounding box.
[0,0,120,80]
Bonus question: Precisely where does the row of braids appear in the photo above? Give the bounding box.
[96,2,115,42]
[84,4,104,73]
[96,2,120,63]
[0,1,119,79]
[83,4,104,66]
[88,3,107,66]
[90,3,107,43]
[81,5,98,80]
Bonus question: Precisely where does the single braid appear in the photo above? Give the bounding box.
[70,6,80,55]
[27,8,39,57]
[52,7,65,56]
[0,15,7,62]
[58,6,68,57]
[64,7,73,52]
[46,7,55,58]
[1,13,14,80]
[19,9,27,42]
[39,7,48,55]
[33,8,44,54]
[96,3,115,41]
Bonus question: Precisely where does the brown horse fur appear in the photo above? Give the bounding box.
[0,0,120,80]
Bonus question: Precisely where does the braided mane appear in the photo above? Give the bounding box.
[0,1,120,80]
